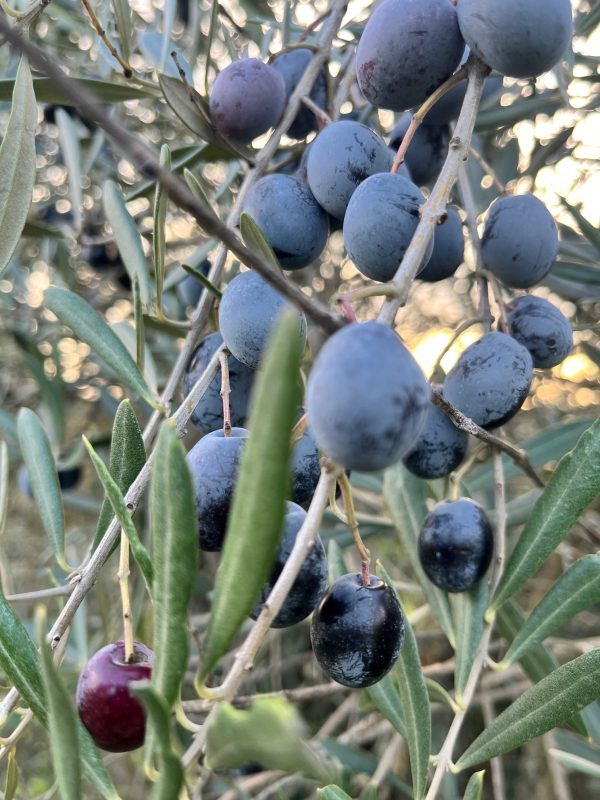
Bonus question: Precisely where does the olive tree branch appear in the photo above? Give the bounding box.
[0,18,344,337]
[431,390,544,488]
[377,56,490,327]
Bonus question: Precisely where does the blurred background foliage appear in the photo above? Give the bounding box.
[0,0,598,797]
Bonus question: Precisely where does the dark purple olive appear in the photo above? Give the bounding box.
[310,573,405,688]
[76,641,153,753]
[251,502,328,628]
[418,498,493,592]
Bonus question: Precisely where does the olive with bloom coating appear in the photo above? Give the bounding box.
[306,322,429,471]
[209,58,286,143]
[76,641,153,752]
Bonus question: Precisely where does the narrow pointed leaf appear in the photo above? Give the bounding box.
[112,0,132,62]
[150,423,198,708]
[366,673,406,738]
[560,198,600,256]
[201,311,302,677]
[181,263,222,298]
[383,463,455,645]
[55,108,82,231]
[0,441,9,539]
[38,616,82,800]
[502,555,600,666]
[456,650,600,771]
[17,409,65,569]
[0,590,118,798]
[103,180,151,305]
[318,788,352,800]
[92,400,146,551]
[154,145,171,314]
[463,770,485,799]
[496,599,588,737]
[379,562,430,800]
[0,77,155,103]
[45,287,155,406]
[4,749,18,800]
[492,419,600,610]
[452,580,488,700]
[131,682,183,800]
[0,58,37,275]
[549,749,600,778]
[240,212,281,268]
[426,678,458,712]
[84,436,153,590]
[184,167,213,210]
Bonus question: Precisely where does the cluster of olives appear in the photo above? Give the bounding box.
[75,0,576,755]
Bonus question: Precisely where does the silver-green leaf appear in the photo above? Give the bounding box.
[456,650,600,771]
[492,419,600,611]
[200,311,302,677]
[83,436,154,591]
[463,770,485,799]
[92,399,147,552]
[452,579,488,701]
[379,562,430,800]
[240,212,281,268]
[45,287,156,407]
[150,423,198,709]
[131,682,184,800]
[17,409,66,570]
[38,612,81,800]
[501,555,600,667]
[103,180,152,305]
[0,58,37,275]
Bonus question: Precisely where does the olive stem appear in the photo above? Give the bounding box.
[378,57,490,326]
[335,284,402,304]
[79,0,133,79]
[337,297,358,323]
[428,317,483,380]
[218,350,232,437]
[300,95,332,128]
[117,532,134,663]
[338,471,371,586]
[390,64,469,175]
[291,413,308,444]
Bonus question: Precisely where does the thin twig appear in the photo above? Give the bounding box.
[429,317,483,379]
[391,64,468,174]
[218,350,232,437]
[117,532,134,662]
[431,390,545,488]
[378,58,490,326]
[468,144,507,193]
[79,0,133,78]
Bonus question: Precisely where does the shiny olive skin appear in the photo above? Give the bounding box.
[251,503,328,628]
[187,428,248,551]
[310,573,405,688]
[76,641,153,752]
[418,498,493,592]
